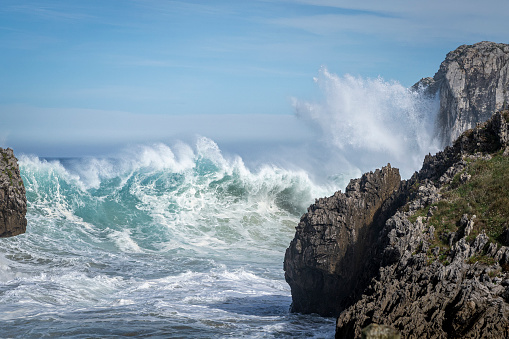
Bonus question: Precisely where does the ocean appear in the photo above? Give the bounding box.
[0,139,340,338]
[0,72,440,338]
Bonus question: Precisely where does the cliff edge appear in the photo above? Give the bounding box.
[285,41,509,338]
[285,110,509,338]
[0,148,27,237]
[415,41,509,146]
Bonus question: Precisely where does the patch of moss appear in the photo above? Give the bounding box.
[467,254,496,266]
[408,208,428,223]
[488,269,501,278]
[426,246,451,265]
[448,170,466,190]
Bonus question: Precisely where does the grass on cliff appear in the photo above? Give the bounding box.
[413,153,509,249]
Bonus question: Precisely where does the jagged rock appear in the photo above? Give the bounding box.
[284,165,403,316]
[0,148,27,237]
[284,110,509,338]
[419,41,509,146]
[361,323,401,339]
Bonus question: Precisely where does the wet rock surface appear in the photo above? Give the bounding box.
[0,148,27,237]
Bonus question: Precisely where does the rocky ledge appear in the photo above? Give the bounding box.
[0,148,27,237]
[285,111,509,338]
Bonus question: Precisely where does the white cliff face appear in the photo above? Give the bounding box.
[432,42,509,146]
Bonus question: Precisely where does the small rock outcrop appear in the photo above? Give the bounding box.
[284,111,509,338]
[0,148,27,237]
[284,165,403,316]
[417,41,509,146]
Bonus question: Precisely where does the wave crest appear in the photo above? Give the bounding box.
[19,138,338,255]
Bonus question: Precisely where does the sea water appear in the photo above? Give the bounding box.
[0,139,339,338]
[0,72,440,338]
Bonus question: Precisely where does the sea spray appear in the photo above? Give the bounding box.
[0,138,338,337]
[293,67,440,178]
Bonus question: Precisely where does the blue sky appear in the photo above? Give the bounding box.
[1,0,509,157]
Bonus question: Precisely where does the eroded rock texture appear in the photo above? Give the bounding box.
[0,148,27,237]
[335,111,509,338]
[284,165,404,316]
[284,111,509,338]
[418,41,509,146]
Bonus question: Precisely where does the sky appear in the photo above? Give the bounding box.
[1,0,509,157]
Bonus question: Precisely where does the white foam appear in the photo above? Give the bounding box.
[293,67,440,178]
[107,229,143,253]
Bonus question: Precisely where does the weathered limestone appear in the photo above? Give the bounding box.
[0,148,27,237]
[417,41,509,146]
[284,165,404,316]
[284,111,509,338]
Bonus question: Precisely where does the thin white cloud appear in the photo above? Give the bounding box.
[270,0,509,43]
[0,104,314,152]
[5,3,95,22]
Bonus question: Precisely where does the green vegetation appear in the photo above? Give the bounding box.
[412,153,509,253]
[467,254,496,266]
[458,154,509,243]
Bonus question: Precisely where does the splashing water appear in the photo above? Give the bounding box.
[293,67,440,178]
[0,138,338,338]
[0,68,443,337]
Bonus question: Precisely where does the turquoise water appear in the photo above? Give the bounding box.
[0,139,338,338]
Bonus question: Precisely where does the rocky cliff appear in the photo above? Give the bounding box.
[0,148,27,237]
[416,41,509,146]
[284,111,509,338]
[284,165,404,316]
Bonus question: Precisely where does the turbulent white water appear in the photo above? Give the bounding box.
[0,70,441,338]
[0,138,340,338]
[293,67,440,178]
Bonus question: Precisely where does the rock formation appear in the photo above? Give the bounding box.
[0,148,27,237]
[284,111,509,338]
[416,41,509,146]
[284,165,404,316]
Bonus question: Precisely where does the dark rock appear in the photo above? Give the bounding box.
[0,148,27,237]
[284,164,403,316]
[284,110,509,338]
